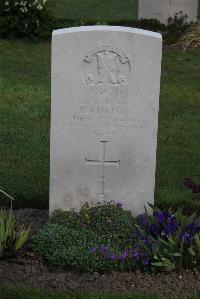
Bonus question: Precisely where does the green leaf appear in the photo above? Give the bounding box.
[172,253,182,257]
[151,262,165,267]
[0,205,31,259]
[188,247,196,257]
[194,234,200,250]
[167,235,176,246]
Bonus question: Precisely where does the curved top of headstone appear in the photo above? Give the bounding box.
[52,25,162,40]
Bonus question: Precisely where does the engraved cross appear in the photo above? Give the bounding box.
[85,141,120,196]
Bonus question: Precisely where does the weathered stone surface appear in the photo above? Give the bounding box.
[139,0,198,24]
[50,26,162,215]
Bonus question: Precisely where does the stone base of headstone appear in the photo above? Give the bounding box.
[139,0,198,25]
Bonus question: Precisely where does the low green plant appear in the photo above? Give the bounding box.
[80,202,90,226]
[33,203,200,273]
[131,206,200,272]
[178,21,200,49]
[0,204,30,259]
[0,189,14,201]
[164,12,190,45]
[0,0,53,39]
[32,202,135,273]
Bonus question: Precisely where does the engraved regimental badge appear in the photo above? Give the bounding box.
[82,46,131,95]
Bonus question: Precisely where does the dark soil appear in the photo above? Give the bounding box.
[0,209,200,297]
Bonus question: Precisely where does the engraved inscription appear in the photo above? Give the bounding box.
[82,46,131,95]
[62,47,144,137]
[85,141,120,196]
[67,96,146,137]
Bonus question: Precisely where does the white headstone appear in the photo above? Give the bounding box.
[139,0,198,24]
[50,26,162,215]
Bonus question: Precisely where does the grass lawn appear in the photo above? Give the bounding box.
[156,50,200,210]
[0,40,199,209]
[0,288,199,299]
[46,0,200,22]
[47,0,138,22]
[0,41,50,207]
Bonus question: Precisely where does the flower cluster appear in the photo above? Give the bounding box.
[183,178,200,194]
[96,200,123,209]
[90,245,151,266]
[33,203,200,273]
[4,0,47,12]
[90,207,200,271]
[1,0,51,39]
[181,222,200,243]
[137,210,179,239]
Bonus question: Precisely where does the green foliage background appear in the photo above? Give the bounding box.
[46,0,200,22]
[47,0,138,22]
[0,40,199,209]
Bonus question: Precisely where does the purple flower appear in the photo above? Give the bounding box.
[164,220,178,235]
[100,245,110,257]
[133,250,143,261]
[154,211,168,223]
[143,259,150,266]
[187,222,200,234]
[143,236,153,246]
[182,231,191,243]
[137,213,149,228]
[133,251,140,259]
[110,253,117,261]
[182,222,200,242]
[149,223,159,236]
[90,247,97,254]
[119,251,129,261]
[116,202,123,208]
